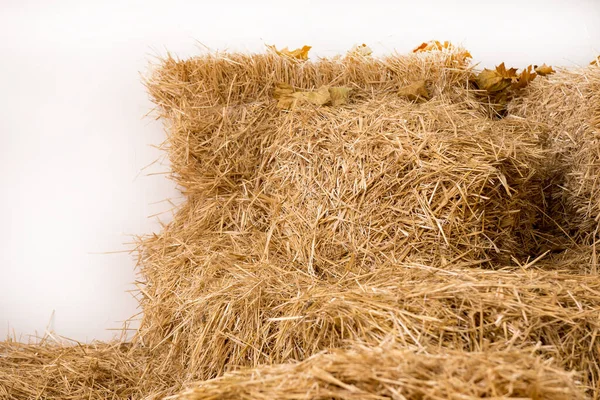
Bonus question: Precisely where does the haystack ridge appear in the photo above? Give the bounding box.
[1,46,599,399]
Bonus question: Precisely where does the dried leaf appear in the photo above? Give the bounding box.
[413,40,471,66]
[413,40,451,52]
[272,83,295,108]
[348,43,372,57]
[273,83,295,99]
[398,80,430,102]
[329,87,352,106]
[477,63,537,93]
[591,57,599,66]
[495,62,519,79]
[534,64,555,76]
[412,42,429,52]
[476,63,516,93]
[275,95,297,110]
[294,86,331,106]
[452,50,473,63]
[274,83,352,109]
[267,45,311,60]
[275,85,345,110]
[512,65,537,90]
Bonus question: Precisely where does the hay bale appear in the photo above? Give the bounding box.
[172,344,583,400]
[146,51,549,268]
[509,66,600,243]
[2,50,600,400]
[135,50,600,393]
[135,253,600,390]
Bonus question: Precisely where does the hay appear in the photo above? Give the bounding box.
[172,344,582,400]
[2,48,600,399]
[509,66,600,242]
[145,51,551,267]
[134,257,600,389]
[0,338,180,399]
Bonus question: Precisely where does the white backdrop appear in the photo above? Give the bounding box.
[1,0,599,342]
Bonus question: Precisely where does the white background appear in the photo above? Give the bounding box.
[1,0,599,342]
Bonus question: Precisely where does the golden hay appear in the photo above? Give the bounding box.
[135,49,599,393]
[172,344,582,400]
[509,66,600,241]
[1,49,600,399]
[0,338,180,399]
[136,259,600,390]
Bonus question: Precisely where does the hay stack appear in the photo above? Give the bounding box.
[136,259,600,390]
[135,49,599,394]
[172,344,582,400]
[2,49,600,399]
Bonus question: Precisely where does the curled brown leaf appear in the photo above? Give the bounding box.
[534,64,555,76]
[512,65,537,90]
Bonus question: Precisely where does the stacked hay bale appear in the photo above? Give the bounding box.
[1,48,600,400]
[174,344,582,400]
[509,66,600,247]
[135,49,600,396]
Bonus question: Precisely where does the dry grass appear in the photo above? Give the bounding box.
[509,66,600,241]
[136,259,600,390]
[1,49,599,399]
[173,344,582,400]
[0,337,180,399]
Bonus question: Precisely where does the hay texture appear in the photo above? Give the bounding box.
[2,47,600,399]
[134,49,600,394]
[509,66,600,243]
[0,338,179,399]
[172,344,582,400]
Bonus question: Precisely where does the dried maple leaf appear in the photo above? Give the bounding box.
[398,80,430,102]
[294,86,331,106]
[329,87,352,106]
[534,64,555,76]
[412,42,430,52]
[453,50,473,61]
[413,40,451,52]
[348,43,372,57]
[496,62,519,79]
[476,63,517,93]
[267,45,311,60]
[273,82,298,109]
[273,83,295,99]
[413,40,472,67]
[511,65,537,90]
[274,84,351,109]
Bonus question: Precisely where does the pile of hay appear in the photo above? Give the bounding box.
[2,47,600,399]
